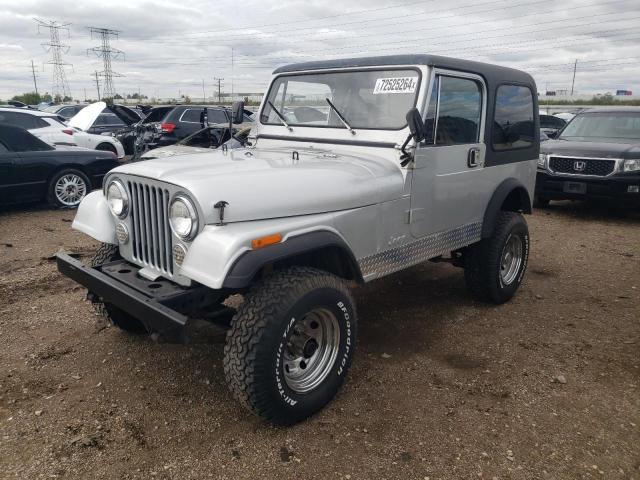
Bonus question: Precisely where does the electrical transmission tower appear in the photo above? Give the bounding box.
[34,18,72,99]
[87,27,124,100]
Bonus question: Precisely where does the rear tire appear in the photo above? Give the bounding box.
[223,267,357,425]
[90,243,148,334]
[533,196,550,208]
[464,212,530,304]
[47,169,90,208]
[96,142,117,156]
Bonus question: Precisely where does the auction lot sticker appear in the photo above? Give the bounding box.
[373,77,418,94]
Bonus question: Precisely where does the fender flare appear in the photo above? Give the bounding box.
[481,178,532,238]
[222,230,363,288]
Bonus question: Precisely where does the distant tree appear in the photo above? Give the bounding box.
[113,93,124,99]
[53,94,62,103]
[11,92,42,105]
[42,93,52,102]
[62,95,72,102]
[184,95,191,104]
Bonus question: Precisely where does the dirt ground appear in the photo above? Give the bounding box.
[0,202,638,480]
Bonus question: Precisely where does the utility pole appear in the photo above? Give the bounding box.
[34,18,72,99]
[201,79,206,102]
[87,27,124,101]
[570,59,577,96]
[30,60,39,95]
[83,88,87,101]
[231,47,234,101]
[94,70,101,100]
[214,77,224,104]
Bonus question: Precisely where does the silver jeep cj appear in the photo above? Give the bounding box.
[58,54,539,425]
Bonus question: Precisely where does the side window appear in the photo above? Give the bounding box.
[493,85,535,151]
[0,112,37,129]
[31,117,50,129]
[207,109,228,124]
[59,107,75,118]
[180,109,202,123]
[0,141,9,153]
[3,129,51,152]
[434,76,482,145]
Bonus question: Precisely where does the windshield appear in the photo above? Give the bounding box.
[261,68,421,130]
[560,112,640,141]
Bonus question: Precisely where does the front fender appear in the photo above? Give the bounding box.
[72,190,117,244]
[178,213,351,290]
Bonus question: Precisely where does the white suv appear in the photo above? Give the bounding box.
[0,107,124,159]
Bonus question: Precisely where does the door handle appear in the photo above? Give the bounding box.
[467,147,482,168]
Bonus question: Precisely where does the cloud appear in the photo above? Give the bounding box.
[0,0,638,99]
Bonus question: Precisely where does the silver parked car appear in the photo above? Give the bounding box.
[57,54,539,425]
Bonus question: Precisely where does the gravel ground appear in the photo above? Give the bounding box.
[0,202,638,480]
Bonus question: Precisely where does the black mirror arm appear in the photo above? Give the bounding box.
[399,134,414,167]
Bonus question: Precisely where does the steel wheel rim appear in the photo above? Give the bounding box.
[500,233,523,285]
[54,174,87,207]
[283,308,340,394]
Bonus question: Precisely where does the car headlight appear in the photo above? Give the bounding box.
[538,153,548,168]
[106,179,129,218]
[623,159,640,172]
[169,195,198,240]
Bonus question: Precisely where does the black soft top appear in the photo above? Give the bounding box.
[273,54,535,86]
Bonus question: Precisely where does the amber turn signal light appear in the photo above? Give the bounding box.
[251,233,282,249]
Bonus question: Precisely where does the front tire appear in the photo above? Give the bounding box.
[89,243,148,334]
[223,267,357,425]
[464,212,530,304]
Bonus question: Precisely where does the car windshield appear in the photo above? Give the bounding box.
[261,68,421,130]
[560,112,640,140]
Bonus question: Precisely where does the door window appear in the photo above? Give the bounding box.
[492,85,535,150]
[0,126,52,152]
[434,76,482,145]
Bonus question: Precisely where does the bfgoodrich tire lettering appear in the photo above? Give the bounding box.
[464,212,530,304]
[223,267,357,425]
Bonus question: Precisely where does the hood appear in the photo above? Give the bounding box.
[68,101,106,131]
[68,101,140,131]
[110,104,141,125]
[140,145,215,159]
[112,146,404,224]
[541,138,640,159]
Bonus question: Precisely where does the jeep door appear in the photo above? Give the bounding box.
[409,70,487,238]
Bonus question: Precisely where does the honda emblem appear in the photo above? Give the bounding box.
[573,160,586,172]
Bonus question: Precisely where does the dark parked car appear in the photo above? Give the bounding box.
[43,104,88,121]
[0,124,119,208]
[536,108,640,207]
[539,114,566,139]
[137,105,254,152]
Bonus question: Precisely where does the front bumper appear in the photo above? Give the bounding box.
[535,170,640,205]
[56,252,195,335]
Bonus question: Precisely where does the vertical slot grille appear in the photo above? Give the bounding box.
[128,181,173,275]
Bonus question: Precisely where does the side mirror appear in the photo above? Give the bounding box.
[406,108,426,142]
[232,101,245,124]
[200,107,208,127]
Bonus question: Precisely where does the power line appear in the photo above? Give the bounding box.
[88,26,124,100]
[34,18,72,99]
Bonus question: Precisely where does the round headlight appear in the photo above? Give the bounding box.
[106,179,128,218]
[169,195,198,240]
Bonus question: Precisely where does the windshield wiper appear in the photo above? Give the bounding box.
[267,101,293,131]
[325,98,356,135]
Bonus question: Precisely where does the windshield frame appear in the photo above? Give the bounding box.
[559,111,640,141]
[259,66,422,132]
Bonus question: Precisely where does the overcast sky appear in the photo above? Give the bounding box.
[1,0,639,100]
